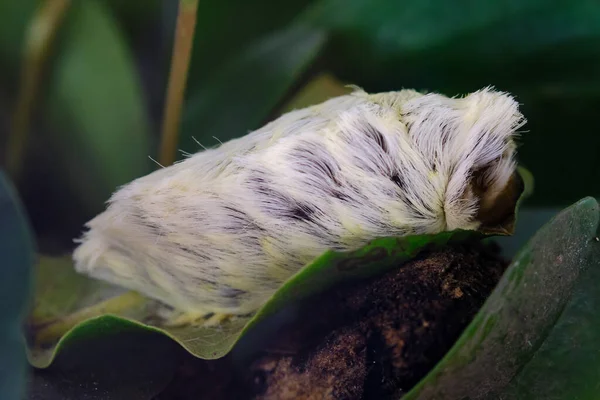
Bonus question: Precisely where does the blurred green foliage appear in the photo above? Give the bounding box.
[186,0,316,90]
[180,25,326,151]
[44,0,152,214]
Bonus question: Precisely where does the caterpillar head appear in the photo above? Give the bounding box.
[398,87,526,232]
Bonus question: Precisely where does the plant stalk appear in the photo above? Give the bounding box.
[158,0,199,167]
[5,0,71,181]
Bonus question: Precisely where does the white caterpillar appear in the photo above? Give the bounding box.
[73,87,525,320]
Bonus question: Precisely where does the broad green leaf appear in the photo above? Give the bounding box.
[26,168,530,369]
[179,26,326,154]
[26,230,479,369]
[299,0,600,205]
[403,197,600,399]
[0,171,35,399]
[493,220,600,399]
[301,0,600,91]
[43,0,152,214]
[186,0,317,92]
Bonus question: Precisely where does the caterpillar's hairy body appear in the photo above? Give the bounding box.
[73,87,524,317]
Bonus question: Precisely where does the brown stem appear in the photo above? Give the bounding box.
[158,0,199,167]
[5,0,71,181]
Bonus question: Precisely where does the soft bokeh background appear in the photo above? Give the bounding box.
[1,0,600,398]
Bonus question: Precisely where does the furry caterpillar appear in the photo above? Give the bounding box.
[73,87,525,321]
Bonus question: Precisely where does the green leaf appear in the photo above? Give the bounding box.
[26,230,479,369]
[0,171,35,399]
[403,197,600,399]
[43,0,152,214]
[179,25,326,153]
[493,218,600,399]
[302,0,600,90]
[186,0,317,91]
[300,0,600,205]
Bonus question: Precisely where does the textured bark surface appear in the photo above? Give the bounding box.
[155,243,508,400]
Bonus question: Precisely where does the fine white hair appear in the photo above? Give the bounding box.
[73,87,525,316]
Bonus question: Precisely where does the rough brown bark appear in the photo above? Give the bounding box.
[155,242,507,400]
